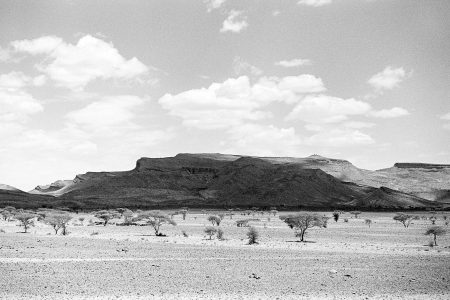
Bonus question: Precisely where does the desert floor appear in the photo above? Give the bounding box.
[0,211,449,299]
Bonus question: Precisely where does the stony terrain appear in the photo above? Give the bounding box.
[0,211,449,299]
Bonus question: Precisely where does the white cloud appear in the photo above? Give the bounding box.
[11,35,149,91]
[370,107,409,118]
[11,36,63,55]
[66,95,145,133]
[305,128,375,147]
[298,0,332,7]
[275,58,312,68]
[272,10,281,17]
[0,88,43,122]
[0,72,30,90]
[278,75,325,94]
[159,74,325,129]
[224,123,302,156]
[443,124,450,131]
[233,56,263,76]
[0,47,11,61]
[368,66,407,90]
[440,112,450,120]
[204,0,226,12]
[220,11,248,33]
[286,95,371,123]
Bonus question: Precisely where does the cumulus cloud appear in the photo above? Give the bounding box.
[11,35,149,90]
[159,74,325,129]
[370,107,409,118]
[275,58,312,68]
[440,112,450,121]
[224,123,302,156]
[305,128,375,147]
[368,66,408,91]
[286,95,371,123]
[204,0,226,12]
[66,95,145,133]
[0,89,43,122]
[298,0,332,7]
[220,11,248,33]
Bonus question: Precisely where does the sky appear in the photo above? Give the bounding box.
[0,0,449,191]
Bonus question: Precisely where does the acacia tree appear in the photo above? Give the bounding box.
[204,226,217,240]
[393,213,414,228]
[15,212,36,233]
[350,211,362,219]
[247,227,259,244]
[425,226,446,246]
[281,214,325,242]
[137,211,176,236]
[45,213,72,235]
[122,209,134,224]
[207,215,221,226]
[179,209,188,220]
[95,210,120,226]
[365,219,372,228]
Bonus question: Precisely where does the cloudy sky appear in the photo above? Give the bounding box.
[1,0,449,190]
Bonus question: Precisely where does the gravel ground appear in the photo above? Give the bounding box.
[0,211,449,299]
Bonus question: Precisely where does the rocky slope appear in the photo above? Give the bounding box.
[17,154,439,210]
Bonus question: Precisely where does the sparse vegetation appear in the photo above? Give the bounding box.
[217,228,224,240]
[350,211,362,218]
[425,226,446,246]
[15,212,36,233]
[44,213,72,235]
[393,213,414,228]
[95,210,120,226]
[204,226,217,240]
[207,215,221,226]
[332,211,340,222]
[281,214,325,242]
[247,226,259,244]
[137,211,177,236]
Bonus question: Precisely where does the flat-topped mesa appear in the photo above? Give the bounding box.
[394,163,450,169]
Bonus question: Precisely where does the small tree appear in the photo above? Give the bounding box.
[94,210,120,226]
[281,214,324,242]
[204,226,217,240]
[45,213,72,235]
[207,215,221,226]
[350,211,361,218]
[247,226,259,244]
[270,209,278,216]
[393,213,414,228]
[217,228,224,240]
[425,226,446,246]
[123,209,134,224]
[0,210,12,221]
[218,213,225,220]
[365,219,372,228]
[179,209,188,220]
[15,213,36,233]
[137,211,176,236]
[332,211,340,222]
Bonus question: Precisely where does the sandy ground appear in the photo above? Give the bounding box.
[0,211,449,299]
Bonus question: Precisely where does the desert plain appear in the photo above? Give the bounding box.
[0,210,449,299]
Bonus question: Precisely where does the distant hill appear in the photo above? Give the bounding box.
[10,153,444,210]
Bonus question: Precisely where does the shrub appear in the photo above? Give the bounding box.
[218,213,225,220]
[136,211,177,236]
[207,215,221,226]
[365,219,372,228]
[236,219,249,227]
[270,209,278,216]
[343,218,349,223]
[332,211,340,222]
[182,230,189,238]
[204,226,217,240]
[90,231,99,236]
[217,228,224,240]
[425,226,446,246]
[350,211,361,218]
[247,227,259,244]
[282,213,325,242]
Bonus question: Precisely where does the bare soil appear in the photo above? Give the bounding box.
[0,211,449,299]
